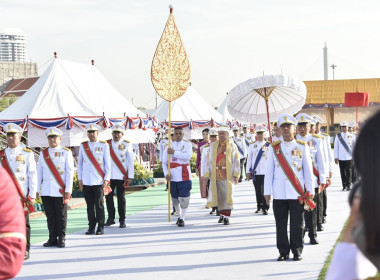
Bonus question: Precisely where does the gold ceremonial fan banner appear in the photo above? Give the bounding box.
[151,5,191,222]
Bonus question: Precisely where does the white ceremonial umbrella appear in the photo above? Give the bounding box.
[227,74,306,142]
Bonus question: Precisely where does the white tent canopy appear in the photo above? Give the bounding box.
[217,95,235,122]
[151,85,222,139]
[0,58,144,118]
[0,57,155,146]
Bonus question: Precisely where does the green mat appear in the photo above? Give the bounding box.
[31,179,200,244]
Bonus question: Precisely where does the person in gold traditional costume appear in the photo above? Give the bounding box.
[203,125,240,225]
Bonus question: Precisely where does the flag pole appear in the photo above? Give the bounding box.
[168,101,172,222]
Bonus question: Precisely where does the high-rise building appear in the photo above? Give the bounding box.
[0,28,26,62]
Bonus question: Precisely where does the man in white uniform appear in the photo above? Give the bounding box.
[162,127,193,227]
[232,125,246,182]
[0,123,37,260]
[37,127,74,248]
[264,114,314,261]
[105,124,134,228]
[78,123,111,235]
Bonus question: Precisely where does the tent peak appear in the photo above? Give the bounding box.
[54,52,57,58]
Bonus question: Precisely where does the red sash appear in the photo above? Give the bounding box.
[273,143,316,211]
[107,140,129,188]
[42,149,70,204]
[312,164,323,194]
[170,162,190,181]
[82,142,111,195]
[0,150,35,215]
[216,151,225,164]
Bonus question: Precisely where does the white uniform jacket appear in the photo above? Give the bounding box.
[319,132,334,173]
[162,140,192,182]
[334,132,356,161]
[108,139,134,180]
[159,138,168,161]
[78,140,111,185]
[246,140,269,176]
[37,146,74,196]
[264,139,314,199]
[296,134,327,187]
[232,135,247,159]
[0,146,37,198]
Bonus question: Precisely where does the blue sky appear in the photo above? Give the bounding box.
[1,0,379,109]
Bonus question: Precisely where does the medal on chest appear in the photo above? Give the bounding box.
[16,154,25,164]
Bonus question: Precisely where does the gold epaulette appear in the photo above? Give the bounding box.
[42,147,48,150]
[62,146,70,151]
[123,139,130,143]
[99,140,106,143]
[296,139,306,145]
[312,134,324,139]
[81,140,88,144]
[321,132,329,136]
[22,147,32,153]
[204,144,210,148]
[271,140,281,147]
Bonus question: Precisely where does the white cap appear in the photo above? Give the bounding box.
[255,125,267,133]
[232,125,240,131]
[340,121,349,127]
[111,124,125,133]
[277,114,297,127]
[348,122,355,128]
[86,123,100,131]
[312,115,324,124]
[4,123,23,134]
[242,123,249,128]
[209,128,218,136]
[295,113,312,124]
[45,127,63,137]
[218,125,230,132]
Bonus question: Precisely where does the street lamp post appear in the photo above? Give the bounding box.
[330,64,337,80]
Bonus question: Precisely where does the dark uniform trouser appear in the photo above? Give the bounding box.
[83,185,105,229]
[253,175,268,210]
[25,214,31,252]
[239,158,245,182]
[338,160,353,189]
[305,189,322,239]
[41,196,68,240]
[273,199,304,256]
[323,189,327,217]
[106,179,126,222]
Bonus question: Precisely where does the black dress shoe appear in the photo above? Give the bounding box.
[293,254,302,261]
[57,237,66,248]
[176,217,180,225]
[342,187,346,191]
[96,227,104,235]
[262,209,268,215]
[119,221,126,228]
[322,217,326,224]
[171,211,178,216]
[215,210,220,216]
[277,254,289,261]
[43,238,58,247]
[86,229,95,235]
[24,250,30,260]
[255,209,262,213]
[317,224,324,231]
[105,219,115,226]
[346,187,351,191]
[223,218,230,225]
[177,219,185,227]
[218,216,224,223]
[310,239,319,245]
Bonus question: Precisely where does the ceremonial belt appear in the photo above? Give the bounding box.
[250,142,270,182]
[0,232,26,242]
[107,140,129,188]
[272,143,316,211]
[82,142,111,194]
[233,138,244,157]
[83,142,105,178]
[0,150,35,215]
[312,164,323,194]
[169,162,190,181]
[337,133,352,157]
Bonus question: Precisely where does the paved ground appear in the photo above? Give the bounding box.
[17,164,350,280]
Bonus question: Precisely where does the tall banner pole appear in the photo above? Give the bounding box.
[151,5,191,222]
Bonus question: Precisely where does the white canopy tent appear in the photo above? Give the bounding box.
[151,85,222,139]
[0,57,156,147]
